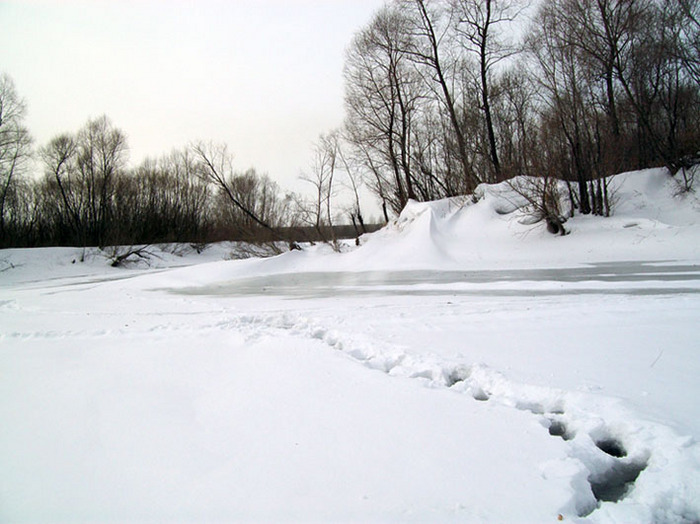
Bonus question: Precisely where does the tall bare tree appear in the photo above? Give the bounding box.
[40,134,81,242]
[527,0,598,213]
[601,0,700,172]
[450,0,526,181]
[0,73,33,245]
[299,131,341,248]
[192,141,292,247]
[335,133,368,236]
[213,168,291,239]
[114,149,209,244]
[344,4,421,212]
[678,0,700,86]
[40,116,127,246]
[403,0,482,192]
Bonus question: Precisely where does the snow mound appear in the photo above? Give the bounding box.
[612,168,700,225]
[349,168,700,271]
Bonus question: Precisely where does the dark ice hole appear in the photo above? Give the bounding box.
[596,438,627,458]
[589,459,647,503]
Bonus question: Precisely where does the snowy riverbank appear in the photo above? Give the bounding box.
[1,169,699,523]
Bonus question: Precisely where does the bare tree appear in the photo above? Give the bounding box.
[193,142,269,230]
[347,136,393,222]
[40,134,81,242]
[39,116,127,247]
[162,148,210,239]
[335,134,368,238]
[403,0,482,192]
[344,5,422,212]
[678,0,700,86]
[450,0,526,181]
[299,131,341,249]
[114,149,210,244]
[0,73,33,245]
[603,0,700,173]
[526,0,598,214]
[192,141,293,250]
[213,168,292,238]
[78,116,128,246]
[492,63,539,179]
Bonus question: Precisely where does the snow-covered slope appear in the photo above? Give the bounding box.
[138,168,700,289]
[350,168,700,270]
[1,169,699,523]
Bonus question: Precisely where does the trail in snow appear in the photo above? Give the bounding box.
[222,308,700,521]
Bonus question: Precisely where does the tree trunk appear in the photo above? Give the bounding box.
[480,0,501,181]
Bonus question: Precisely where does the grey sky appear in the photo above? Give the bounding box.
[1,0,385,193]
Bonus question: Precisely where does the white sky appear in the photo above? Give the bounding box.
[1,0,386,194]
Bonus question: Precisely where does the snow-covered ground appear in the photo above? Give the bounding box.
[1,169,699,523]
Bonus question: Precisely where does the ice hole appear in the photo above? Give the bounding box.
[548,419,574,441]
[589,458,648,503]
[596,438,627,458]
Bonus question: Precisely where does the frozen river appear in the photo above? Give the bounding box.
[175,261,700,298]
[3,252,700,523]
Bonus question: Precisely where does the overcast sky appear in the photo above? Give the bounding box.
[1,0,386,193]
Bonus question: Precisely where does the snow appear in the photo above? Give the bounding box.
[1,169,699,523]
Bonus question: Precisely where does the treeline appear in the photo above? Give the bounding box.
[341,0,700,218]
[0,94,370,249]
[0,115,276,247]
[2,0,699,249]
